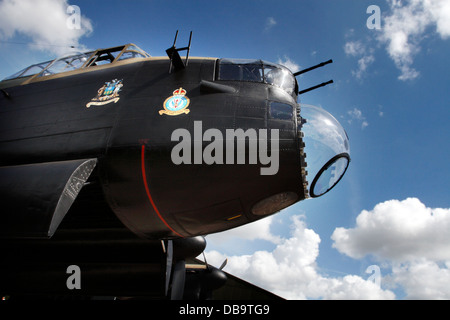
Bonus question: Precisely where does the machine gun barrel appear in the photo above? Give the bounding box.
[298,80,334,95]
[294,59,333,76]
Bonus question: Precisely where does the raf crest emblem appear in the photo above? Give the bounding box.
[86,79,123,108]
[159,88,191,116]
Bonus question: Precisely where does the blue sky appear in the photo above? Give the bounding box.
[1,0,449,299]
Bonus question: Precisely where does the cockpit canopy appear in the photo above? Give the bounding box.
[2,44,150,81]
[300,104,350,198]
[218,59,297,99]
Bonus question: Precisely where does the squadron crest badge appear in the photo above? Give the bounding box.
[159,88,191,116]
[86,79,123,108]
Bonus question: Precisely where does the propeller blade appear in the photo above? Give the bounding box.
[164,240,173,296]
[219,258,228,270]
[171,260,186,300]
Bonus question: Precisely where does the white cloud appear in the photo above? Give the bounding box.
[276,56,300,73]
[265,17,277,31]
[332,198,450,299]
[344,41,375,79]
[353,55,375,80]
[345,1,450,81]
[391,260,450,299]
[206,215,395,300]
[378,105,384,117]
[347,108,369,129]
[0,0,93,56]
[344,41,366,57]
[424,0,450,38]
[332,198,450,262]
[207,197,450,299]
[378,0,450,80]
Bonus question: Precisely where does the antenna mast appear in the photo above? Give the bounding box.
[166,30,193,73]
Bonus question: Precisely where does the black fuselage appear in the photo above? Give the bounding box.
[0,56,305,240]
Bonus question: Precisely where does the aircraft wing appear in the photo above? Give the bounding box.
[188,259,284,300]
[213,270,284,300]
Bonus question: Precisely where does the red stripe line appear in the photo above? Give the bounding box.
[141,145,183,237]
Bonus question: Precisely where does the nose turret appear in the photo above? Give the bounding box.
[298,104,350,198]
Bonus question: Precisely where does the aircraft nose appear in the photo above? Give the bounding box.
[297,104,350,198]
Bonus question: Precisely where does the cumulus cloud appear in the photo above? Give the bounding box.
[277,56,300,73]
[345,0,450,81]
[347,108,369,129]
[332,198,450,299]
[344,41,366,57]
[265,17,277,31]
[378,0,450,80]
[0,0,93,56]
[332,198,450,262]
[391,260,450,299]
[353,55,375,80]
[206,197,450,299]
[206,215,395,300]
[343,41,375,79]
